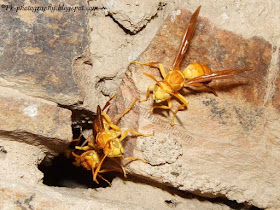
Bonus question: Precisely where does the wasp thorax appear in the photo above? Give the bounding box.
[81,150,100,170]
[183,63,212,79]
[153,83,172,103]
[165,71,184,91]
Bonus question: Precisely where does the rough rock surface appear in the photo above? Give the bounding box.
[73,0,167,111]
[108,9,280,209]
[0,87,72,157]
[0,0,88,105]
[0,136,232,210]
[102,0,163,34]
[1,0,280,209]
[0,176,233,210]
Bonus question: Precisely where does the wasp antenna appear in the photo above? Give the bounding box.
[143,73,164,89]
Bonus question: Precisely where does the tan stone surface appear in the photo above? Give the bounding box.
[0,138,232,209]
[1,0,280,209]
[107,8,280,209]
[0,87,72,154]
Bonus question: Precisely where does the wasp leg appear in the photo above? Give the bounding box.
[184,82,217,96]
[72,152,81,158]
[71,152,82,167]
[122,156,147,164]
[102,112,122,132]
[75,145,91,151]
[97,174,111,186]
[119,129,153,142]
[131,61,167,78]
[140,85,155,102]
[170,93,189,126]
[102,93,117,111]
[79,134,94,147]
[72,127,83,143]
[151,98,173,113]
[112,97,138,122]
[99,168,124,174]
[98,167,130,186]
[93,154,107,183]
[109,158,127,178]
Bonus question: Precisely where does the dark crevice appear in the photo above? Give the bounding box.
[40,103,116,188]
[38,152,116,189]
[38,107,115,188]
[124,176,262,210]
[58,103,95,129]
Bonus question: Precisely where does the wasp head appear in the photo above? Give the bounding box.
[105,139,124,158]
[153,82,172,103]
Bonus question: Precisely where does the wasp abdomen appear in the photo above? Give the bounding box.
[183,63,212,79]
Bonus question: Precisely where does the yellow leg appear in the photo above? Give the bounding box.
[112,97,138,122]
[97,174,111,186]
[99,168,124,174]
[80,134,94,147]
[151,98,172,112]
[109,158,127,178]
[93,154,107,183]
[72,152,81,159]
[75,145,91,151]
[119,129,153,142]
[109,123,122,132]
[131,61,167,78]
[140,85,154,102]
[102,112,122,132]
[170,92,189,126]
[122,156,147,164]
[102,112,112,123]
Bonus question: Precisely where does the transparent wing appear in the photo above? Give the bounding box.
[185,68,252,85]
[93,105,105,136]
[171,6,201,71]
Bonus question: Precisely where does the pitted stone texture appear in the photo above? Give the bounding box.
[138,134,183,166]
[0,0,88,105]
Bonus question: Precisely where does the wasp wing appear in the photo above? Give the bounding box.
[185,68,252,86]
[171,6,201,71]
[102,94,116,111]
[93,105,105,137]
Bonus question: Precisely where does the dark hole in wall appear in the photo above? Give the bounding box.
[38,105,117,189]
[38,127,117,189]
[38,153,117,189]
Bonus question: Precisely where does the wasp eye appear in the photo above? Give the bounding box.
[112,139,119,147]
